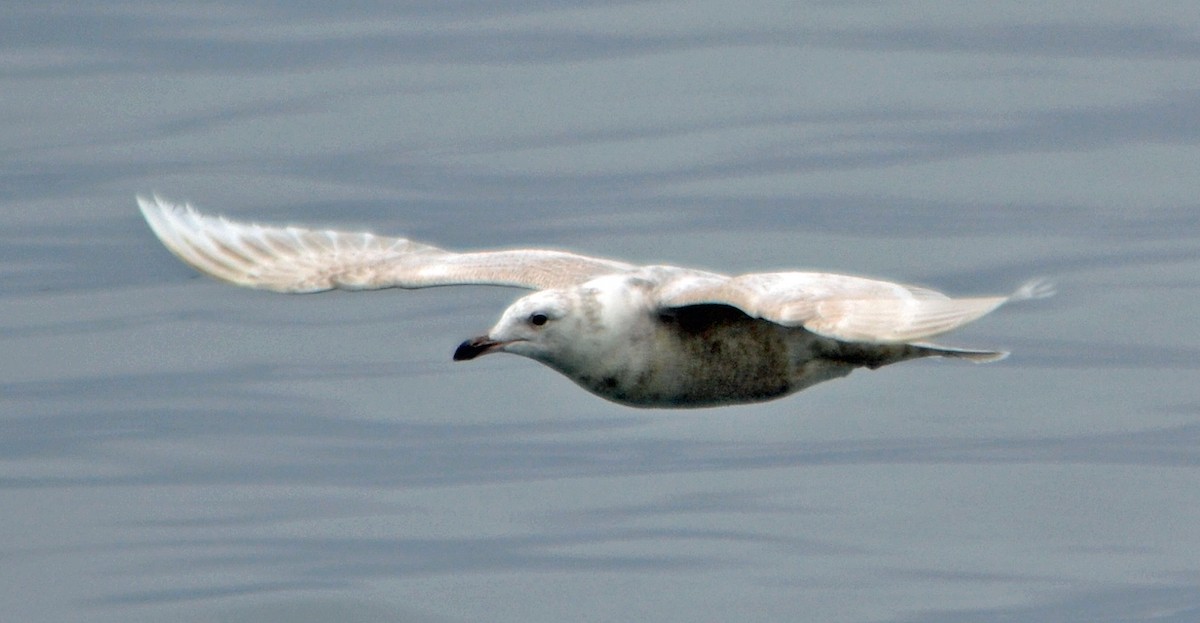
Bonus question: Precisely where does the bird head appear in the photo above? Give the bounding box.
[453,289,576,364]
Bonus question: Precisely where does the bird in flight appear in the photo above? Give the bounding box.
[138,196,1052,408]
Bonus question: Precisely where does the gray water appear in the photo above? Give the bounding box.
[3,2,1199,622]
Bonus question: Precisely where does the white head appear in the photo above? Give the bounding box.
[452,276,653,380]
[453,289,580,365]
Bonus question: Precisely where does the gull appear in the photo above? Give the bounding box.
[137,196,1053,408]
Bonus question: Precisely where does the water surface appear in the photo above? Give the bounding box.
[3,2,1199,622]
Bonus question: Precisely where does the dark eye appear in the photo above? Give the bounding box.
[529,312,549,326]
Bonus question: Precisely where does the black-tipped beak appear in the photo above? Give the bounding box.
[453,336,501,361]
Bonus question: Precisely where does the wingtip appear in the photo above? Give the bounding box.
[1011,277,1056,301]
[135,193,159,216]
[136,193,187,222]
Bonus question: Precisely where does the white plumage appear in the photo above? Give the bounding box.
[139,195,1053,408]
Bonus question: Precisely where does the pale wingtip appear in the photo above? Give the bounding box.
[1011,277,1056,301]
[136,193,192,223]
[136,193,160,218]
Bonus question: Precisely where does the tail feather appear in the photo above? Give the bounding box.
[911,342,1009,363]
[903,278,1054,364]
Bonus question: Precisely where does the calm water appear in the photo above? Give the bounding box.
[3,2,1199,622]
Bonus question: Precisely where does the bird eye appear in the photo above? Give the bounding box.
[529,312,549,326]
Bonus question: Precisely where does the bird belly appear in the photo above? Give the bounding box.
[558,309,938,408]
[574,319,834,408]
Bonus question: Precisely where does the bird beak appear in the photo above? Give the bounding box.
[453,335,503,361]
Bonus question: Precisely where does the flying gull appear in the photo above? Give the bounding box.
[138,196,1053,408]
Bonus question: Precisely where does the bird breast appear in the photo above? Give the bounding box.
[568,304,812,408]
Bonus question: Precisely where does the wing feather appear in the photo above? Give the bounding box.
[656,271,1051,344]
[138,196,634,293]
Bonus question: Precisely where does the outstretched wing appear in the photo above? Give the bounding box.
[138,196,635,293]
[656,271,1053,343]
